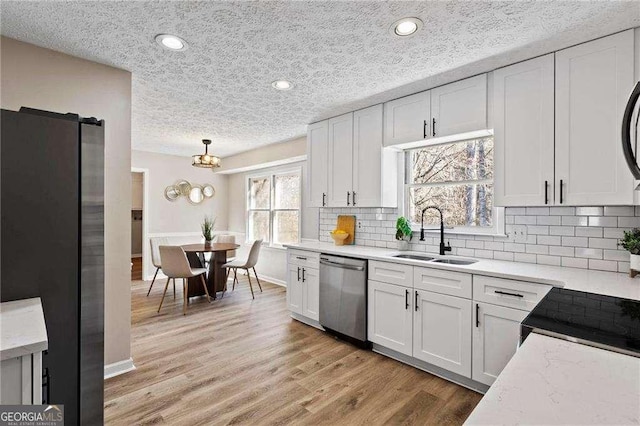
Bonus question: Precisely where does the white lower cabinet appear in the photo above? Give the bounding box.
[0,353,43,404]
[367,280,413,356]
[413,290,472,377]
[301,267,320,321]
[287,264,304,315]
[472,302,528,386]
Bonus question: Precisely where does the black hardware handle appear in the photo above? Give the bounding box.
[297,267,300,281]
[322,193,326,207]
[302,268,306,282]
[352,191,357,206]
[495,290,524,298]
[42,367,50,404]
[559,180,563,204]
[347,191,350,206]
[405,289,409,310]
[432,118,436,137]
[415,291,419,311]
[544,181,549,205]
[423,120,427,139]
[295,256,307,260]
[475,304,480,327]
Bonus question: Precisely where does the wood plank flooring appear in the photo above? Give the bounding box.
[131,257,142,281]
[105,275,482,425]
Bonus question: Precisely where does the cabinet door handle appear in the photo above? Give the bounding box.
[432,118,436,137]
[346,191,351,206]
[423,120,428,139]
[415,291,419,311]
[475,303,480,327]
[544,181,549,205]
[297,267,300,281]
[302,268,306,282]
[559,180,564,204]
[295,256,307,261]
[322,192,326,207]
[494,290,524,298]
[405,289,409,310]
[352,191,357,206]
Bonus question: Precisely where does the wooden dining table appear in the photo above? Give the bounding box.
[182,243,240,300]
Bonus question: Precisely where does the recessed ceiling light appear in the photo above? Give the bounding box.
[390,17,423,37]
[155,34,188,51]
[272,80,294,91]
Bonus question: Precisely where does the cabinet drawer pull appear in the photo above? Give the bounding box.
[302,268,306,282]
[415,291,419,311]
[475,303,480,328]
[295,256,307,260]
[423,120,427,139]
[494,290,524,298]
[432,118,436,137]
[544,181,549,205]
[347,191,351,206]
[297,267,300,281]
[405,289,409,310]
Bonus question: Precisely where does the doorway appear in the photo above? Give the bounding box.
[130,168,148,282]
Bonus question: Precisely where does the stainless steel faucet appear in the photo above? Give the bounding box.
[420,206,452,256]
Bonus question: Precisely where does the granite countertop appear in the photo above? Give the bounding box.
[464,333,640,425]
[0,297,48,361]
[285,241,640,301]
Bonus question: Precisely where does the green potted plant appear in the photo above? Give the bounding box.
[201,216,216,247]
[395,217,413,251]
[620,228,640,276]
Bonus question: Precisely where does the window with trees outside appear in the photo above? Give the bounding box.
[247,168,301,246]
[405,137,500,233]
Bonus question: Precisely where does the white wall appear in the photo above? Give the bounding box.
[131,150,229,278]
[226,159,318,284]
[1,37,132,366]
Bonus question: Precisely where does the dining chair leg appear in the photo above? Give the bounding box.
[246,269,255,299]
[232,269,238,291]
[183,279,187,315]
[253,267,262,292]
[173,278,176,299]
[147,267,160,296]
[200,274,211,302]
[157,277,171,313]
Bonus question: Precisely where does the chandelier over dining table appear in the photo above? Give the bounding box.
[192,139,221,168]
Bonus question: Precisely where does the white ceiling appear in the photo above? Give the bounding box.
[2,1,639,158]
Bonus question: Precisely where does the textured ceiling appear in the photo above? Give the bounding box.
[1,1,639,157]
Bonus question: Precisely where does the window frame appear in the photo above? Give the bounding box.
[246,166,302,248]
[401,137,505,236]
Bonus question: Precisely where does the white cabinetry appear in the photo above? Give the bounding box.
[327,113,354,207]
[494,54,555,206]
[367,280,413,356]
[383,91,430,147]
[472,302,528,386]
[555,30,635,205]
[307,121,329,207]
[286,250,320,321]
[431,74,487,139]
[413,290,472,377]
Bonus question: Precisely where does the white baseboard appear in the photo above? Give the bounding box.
[104,358,136,379]
[257,274,286,287]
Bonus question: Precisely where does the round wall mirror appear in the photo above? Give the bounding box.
[203,184,215,198]
[164,185,180,201]
[188,185,205,204]
[176,180,192,196]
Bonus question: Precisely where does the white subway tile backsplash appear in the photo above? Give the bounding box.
[320,204,636,273]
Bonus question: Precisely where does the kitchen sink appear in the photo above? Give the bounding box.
[392,254,435,262]
[431,258,478,265]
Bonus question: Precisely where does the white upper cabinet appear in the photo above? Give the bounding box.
[494,54,555,206]
[431,74,487,139]
[353,104,397,207]
[327,113,354,207]
[306,121,329,207]
[383,91,430,147]
[555,30,635,205]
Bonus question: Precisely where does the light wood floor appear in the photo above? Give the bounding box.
[131,257,142,281]
[105,275,482,425]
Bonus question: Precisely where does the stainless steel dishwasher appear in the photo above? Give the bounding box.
[319,254,369,347]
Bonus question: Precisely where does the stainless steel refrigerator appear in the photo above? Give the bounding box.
[1,107,105,425]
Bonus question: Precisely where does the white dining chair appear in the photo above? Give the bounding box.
[148,237,170,296]
[158,245,210,315]
[223,240,263,299]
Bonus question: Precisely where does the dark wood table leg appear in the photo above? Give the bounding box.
[211,251,228,297]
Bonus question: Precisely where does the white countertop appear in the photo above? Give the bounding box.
[0,298,48,361]
[465,333,640,425]
[286,241,640,300]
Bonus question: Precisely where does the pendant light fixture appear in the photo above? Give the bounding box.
[192,139,221,168]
